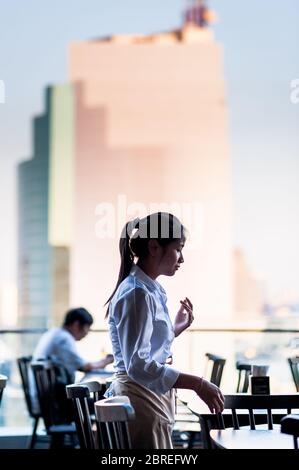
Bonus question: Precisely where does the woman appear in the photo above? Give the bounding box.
[105,212,224,449]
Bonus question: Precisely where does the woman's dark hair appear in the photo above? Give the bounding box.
[105,212,186,317]
[63,307,93,327]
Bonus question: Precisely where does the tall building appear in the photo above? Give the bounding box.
[234,248,265,320]
[69,23,233,325]
[0,281,17,328]
[18,86,73,328]
[18,18,233,328]
[18,90,51,328]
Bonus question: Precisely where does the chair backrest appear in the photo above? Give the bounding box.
[287,357,299,392]
[0,374,7,406]
[235,362,252,393]
[281,414,299,449]
[17,355,40,418]
[205,353,226,387]
[218,394,299,431]
[31,360,73,429]
[94,396,135,449]
[66,381,106,449]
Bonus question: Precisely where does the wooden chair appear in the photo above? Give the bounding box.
[287,357,299,392]
[94,396,135,449]
[204,394,299,449]
[219,394,299,429]
[204,353,226,387]
[281,414,299,449]
[31,360,77,448]
[0,374,7,406]
[17,356,42,448]
[66,381,106,449]
[235,362,252,393]
[173,353,227,448]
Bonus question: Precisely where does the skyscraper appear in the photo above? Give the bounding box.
[18,19,233,328]
[18,89,51,328]
[18,86,73,327]
[69,22,233,325]
[234,248,265,320]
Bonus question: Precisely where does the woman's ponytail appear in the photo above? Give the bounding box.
[104,218,139,317]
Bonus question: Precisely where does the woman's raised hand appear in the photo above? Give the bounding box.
[173,297,194,337]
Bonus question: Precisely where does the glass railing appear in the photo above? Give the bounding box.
[0,325,299,430]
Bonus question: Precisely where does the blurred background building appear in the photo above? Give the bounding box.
[233,248,265,321]
[18,93,51,328]
[18,13,234,328]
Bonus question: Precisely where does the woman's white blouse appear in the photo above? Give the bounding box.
[108,264,180,395]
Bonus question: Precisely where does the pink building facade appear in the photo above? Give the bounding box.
[68,26,233,326]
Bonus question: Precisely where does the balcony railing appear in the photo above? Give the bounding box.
[0,326,299,430]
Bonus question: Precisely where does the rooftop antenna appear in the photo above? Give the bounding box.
[183,0,215,28]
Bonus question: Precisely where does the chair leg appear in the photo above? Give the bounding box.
[187,431,194,449]
[50,434,65,449]
[70,433,78,448]
[29,417,39,449]
[187,431,203,449]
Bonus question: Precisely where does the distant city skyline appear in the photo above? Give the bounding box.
[0,0,299,306]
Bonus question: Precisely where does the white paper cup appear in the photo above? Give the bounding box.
[251,365,269,376]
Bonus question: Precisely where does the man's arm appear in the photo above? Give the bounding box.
[79,354,114,372]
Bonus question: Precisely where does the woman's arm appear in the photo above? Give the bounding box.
[113,288,180,394]
[174,372,224,413]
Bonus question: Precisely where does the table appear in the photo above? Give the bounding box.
[210,426,294,449]
[77,369,114,385]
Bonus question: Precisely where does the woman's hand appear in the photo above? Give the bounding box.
[166,354,173,365]
[173,297,194,337]
[196,378,225,414]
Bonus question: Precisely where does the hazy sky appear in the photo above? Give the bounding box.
[0,0,298,301]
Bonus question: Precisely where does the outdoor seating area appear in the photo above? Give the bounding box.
[0,0,298,460]
[0,348,298,451]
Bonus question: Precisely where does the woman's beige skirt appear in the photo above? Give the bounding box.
[109,374,175,449]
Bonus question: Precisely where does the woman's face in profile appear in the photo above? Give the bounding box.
[158,240,184,276]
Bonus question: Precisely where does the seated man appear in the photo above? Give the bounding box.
[30,307,113,414]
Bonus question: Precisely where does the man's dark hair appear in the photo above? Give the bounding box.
[63,307,93,327]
